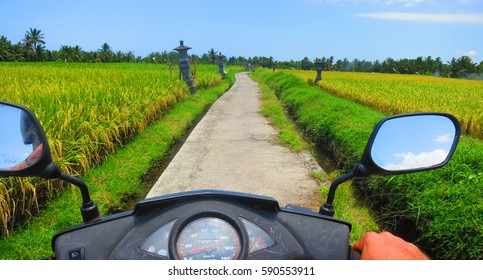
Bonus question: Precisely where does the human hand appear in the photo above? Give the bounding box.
[353,231,429,260]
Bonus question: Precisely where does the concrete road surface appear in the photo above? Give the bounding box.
[146,72,324,210]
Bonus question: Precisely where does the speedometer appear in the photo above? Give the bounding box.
[175,217,241,260]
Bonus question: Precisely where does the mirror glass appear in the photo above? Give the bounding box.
[371,115,456,171]
[0,104,44,170]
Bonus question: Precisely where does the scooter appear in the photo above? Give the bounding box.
[0,101,460,260]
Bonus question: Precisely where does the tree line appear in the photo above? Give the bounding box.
[233,55,483,79]
[293,56,483,79]
[1,28,482,79]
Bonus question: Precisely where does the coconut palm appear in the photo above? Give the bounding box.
[125,51,135,63]
[0,36,12,61]
[98,42,113,62]
[59,45,73,62]
[22,28,45,61]
[208,48,216,64]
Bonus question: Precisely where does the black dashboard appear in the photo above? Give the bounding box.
[52,190,352,260]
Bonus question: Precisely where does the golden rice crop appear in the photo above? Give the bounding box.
[1,63,189,173]
[287,70,483,139]
[0,62,221,236]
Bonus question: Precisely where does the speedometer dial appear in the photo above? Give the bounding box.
[176,217,241,260]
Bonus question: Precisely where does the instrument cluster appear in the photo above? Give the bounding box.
[140,214,276,260]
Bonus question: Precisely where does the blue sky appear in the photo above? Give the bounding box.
[1,0,482,62]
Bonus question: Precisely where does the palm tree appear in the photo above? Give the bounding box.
[115,50,124,62]
[447,58,458,78]
[0,36,12,61]
[72,45,83,61]
[126,51,135,63]
[59,45,73,62]
[11,43,27,61]
[34,44,45,61]
[22,28,45,61]
[98,42,112,62]
[208,48,217,64]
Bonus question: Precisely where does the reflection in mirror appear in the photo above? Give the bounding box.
[371,115,456,171]
[0,104,43,170]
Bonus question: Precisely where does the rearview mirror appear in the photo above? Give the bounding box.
[360,113,461,175]
[320,112,461,216]
[0,104,43,169]
[0,101,100,222]
[0,101,55,178]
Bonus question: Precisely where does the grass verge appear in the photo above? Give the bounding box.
[258,81,308,152]
[0,73,235,260]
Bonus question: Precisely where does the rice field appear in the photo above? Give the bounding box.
[0,62,222,236]
[287,70,483,139]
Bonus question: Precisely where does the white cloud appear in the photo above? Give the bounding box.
[465,50,478,56]
[434,134,452,143]
[384,149,448,170]
[457,49,479,56]
[357,12,483,23]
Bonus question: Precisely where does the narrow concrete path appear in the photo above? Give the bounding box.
[146,72,324,209]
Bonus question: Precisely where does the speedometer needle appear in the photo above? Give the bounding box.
[180,245,218,255]
[250,237,262,253]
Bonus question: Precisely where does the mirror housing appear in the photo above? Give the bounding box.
[0,101,100,223]
[320,112,461,216]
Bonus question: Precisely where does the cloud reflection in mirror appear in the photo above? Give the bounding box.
[371,115,456,172]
